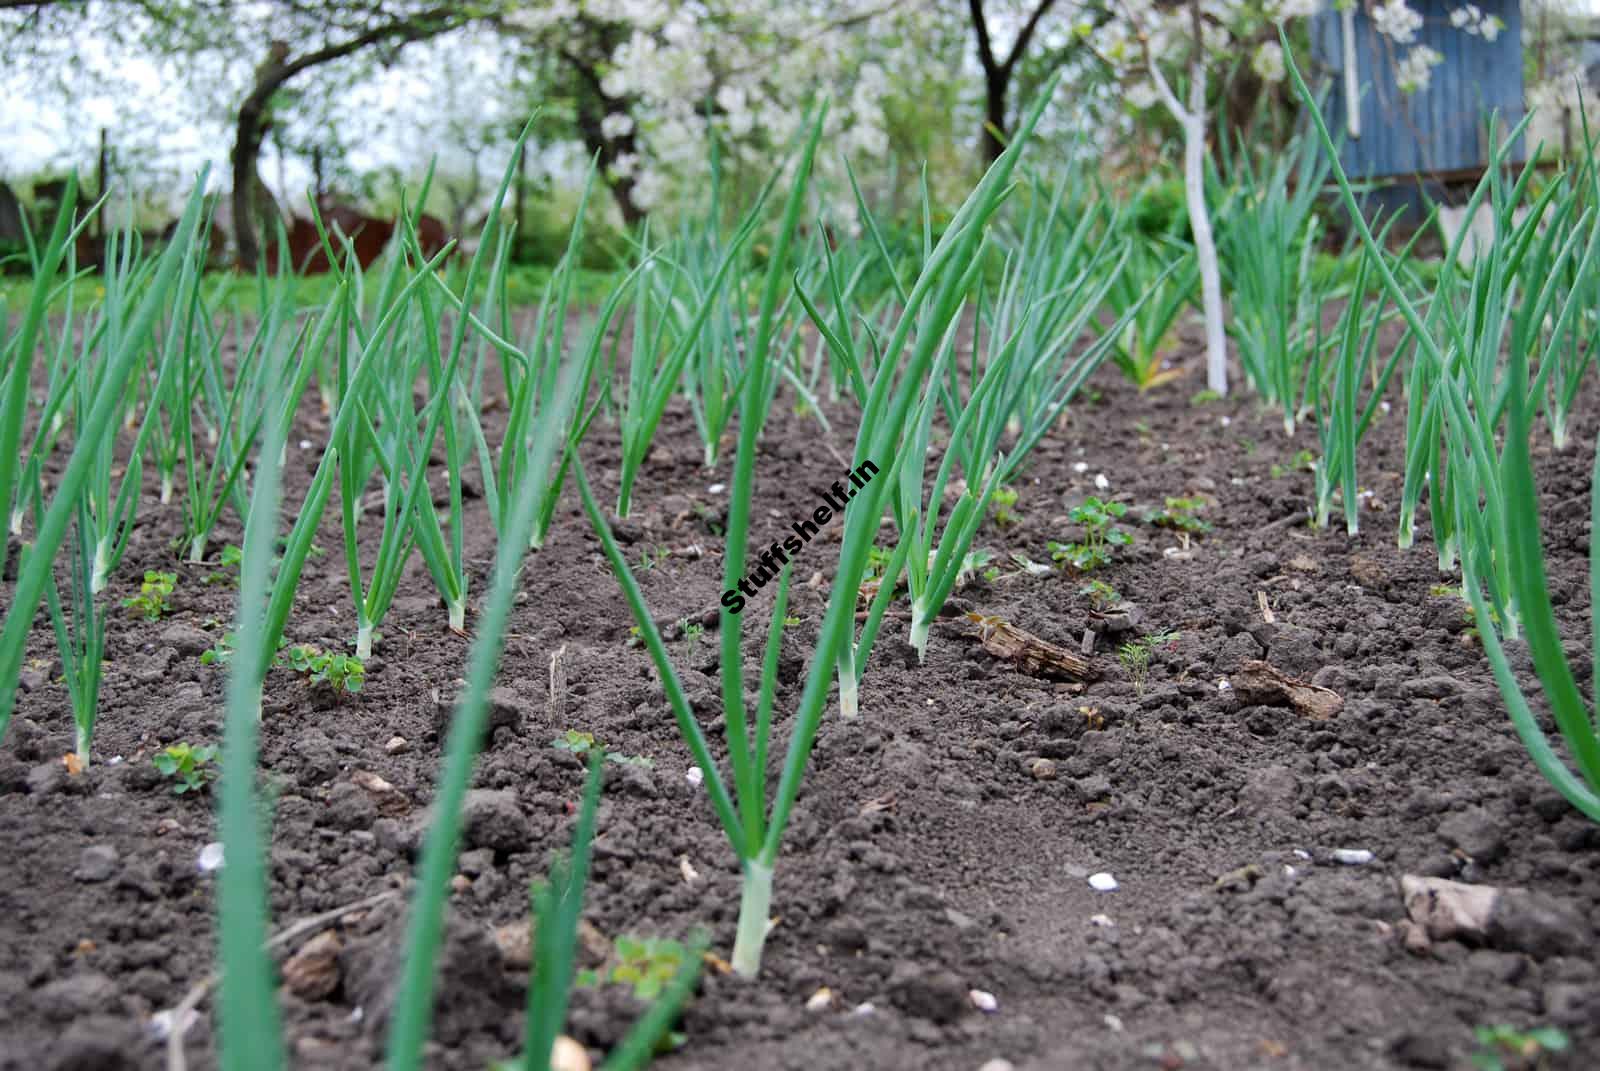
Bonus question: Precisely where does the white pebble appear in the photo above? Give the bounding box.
[1104,1013,1125,1032]
[1094,473,1110,490]
[1090,913,1115,927]
[978,1061,1016,1071]
[1293,849,1312,860]
[707,483,726,494]
[685,767,704,787]
[805,987,834,1012]
[197,842,224,873]
[1073,461,1089,473]
[299,439,313,450]
[1219,416,1231,427]
[146,1007,197,1041]
[1088,872,1118,892]
[1217,678,1231,692]
[851,1002,876,1016]
[1332,848,1374,865]
[969,989,998,1013]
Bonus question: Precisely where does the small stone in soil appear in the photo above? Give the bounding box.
[281,930,342,1001]
[1088,872,1118,892]
[384,736,409,755]
[1330,848,1374,865]
[74,844,119,883]
[1029,757,1057,780]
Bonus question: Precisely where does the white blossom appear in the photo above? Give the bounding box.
[1396,45,1444,93]
[1253,40,1286,84]
[600,112,634,140]
[1266,0,1323,20]
[1373,1,1423,45]
[609,151,638,178]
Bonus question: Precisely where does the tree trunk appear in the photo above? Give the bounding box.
[1145,0,1227,394]
[563,49,645,227]
[968,0,1061,164]
[232,92,271,271]
[1184,0,1227,395]
[226,13,460,269]
[1184,70,1228,395]
[982,69,1009,163]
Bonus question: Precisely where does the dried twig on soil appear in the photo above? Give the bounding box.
[165,888,400,1071]
[965,612,1095,680]
[1231,659,1343,720]
[548,644,567,724]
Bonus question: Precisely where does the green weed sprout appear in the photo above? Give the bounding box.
[121,571,177,621]
[1051,498,1132,572]
[1118,630,1177,696]
[1144,496,1211,534]
[605,936,694,1002]
[551,729,652,769]
[282,644,366,695]
[153,742,218,795]
[1080,579,1121,611]
[1470,1024,1569,1071]
[990,486,1020,527]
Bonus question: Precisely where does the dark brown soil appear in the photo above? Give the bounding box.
[2,320,1598,1071]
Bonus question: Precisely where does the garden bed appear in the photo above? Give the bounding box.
[2,322,1598,1071]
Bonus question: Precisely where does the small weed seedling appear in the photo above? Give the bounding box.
[122,571,177,620]
[632,545,672,574]
[1119,629,1178,696]
[1190,389,1222,406]
[1470,1024,1569,1071]
[282,643,366,695]
[681,618,704,646]
[551,729,653,768]
[201,544,244,586]
[604,935,693,1001]
[1051,498,1132,572]
[1270,449,1315,479]
[1146,496,1211,534]
[201,632,289,669]
[960,547,996,586]
[1080,579,1122,612]
[153,742,218,794]
[990,486,1021,528]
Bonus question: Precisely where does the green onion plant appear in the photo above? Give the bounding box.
[0,172,210,741]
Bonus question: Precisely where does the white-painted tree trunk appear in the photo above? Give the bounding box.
[1149,46,1227,395]
[1342,6,1362,139]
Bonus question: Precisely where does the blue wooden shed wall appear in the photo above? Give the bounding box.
[1307,0,1525,179]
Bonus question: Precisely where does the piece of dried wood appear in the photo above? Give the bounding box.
[1232,659,1343,720]
[966,612,1095,680]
